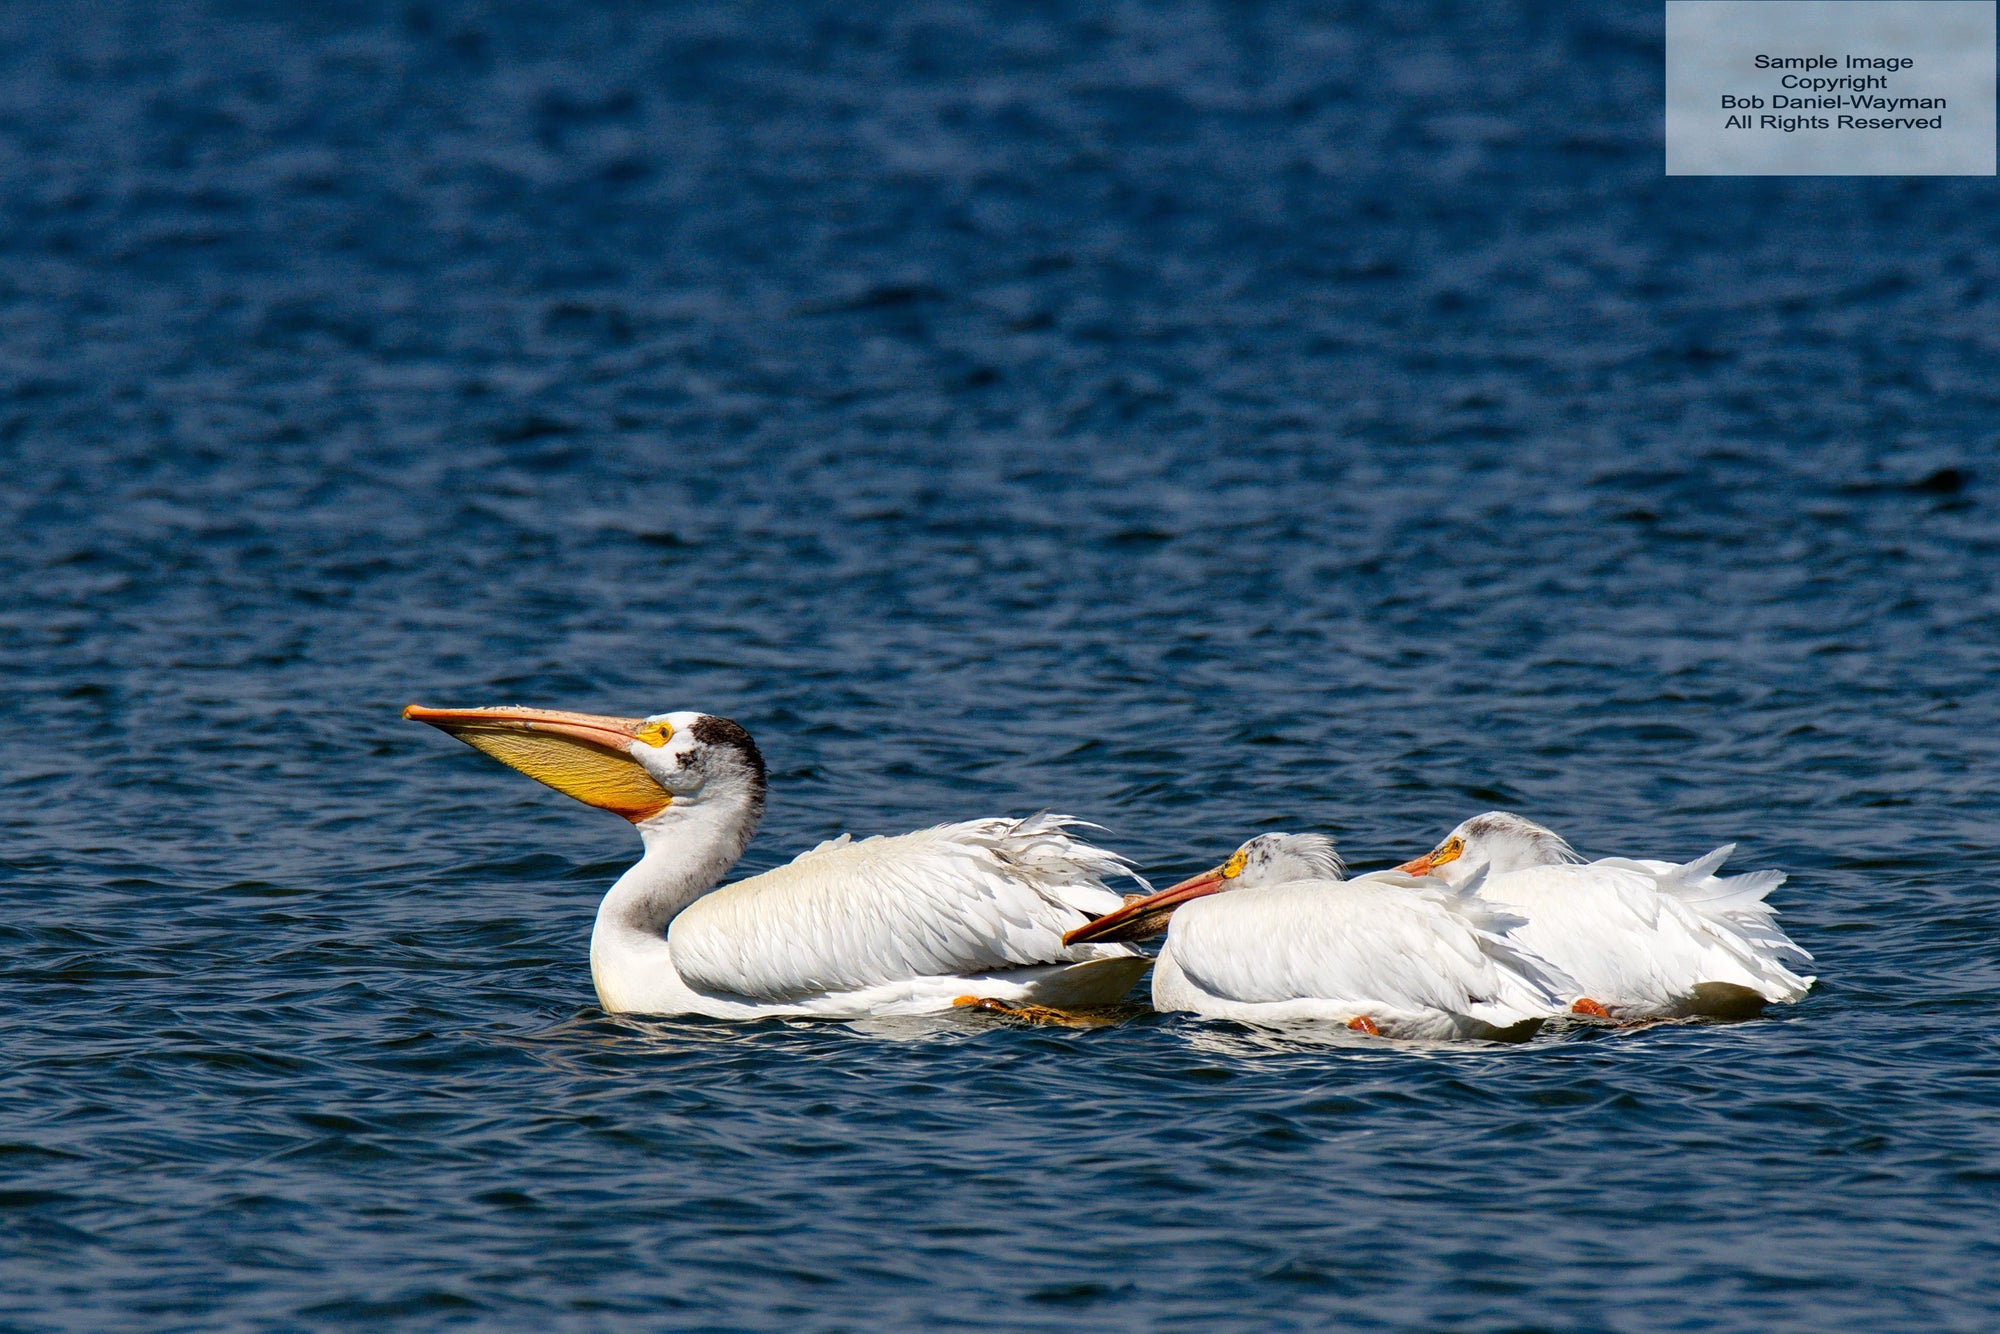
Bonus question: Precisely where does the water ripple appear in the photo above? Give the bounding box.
[3,0,1999,1329]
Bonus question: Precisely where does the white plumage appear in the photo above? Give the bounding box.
[668,816,1140,1003]
[404,704,1150,1018]
[1397,812,1814,1019]
[1067,833,1572,1040]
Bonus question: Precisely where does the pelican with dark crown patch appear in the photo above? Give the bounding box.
[404,704,1151,1017]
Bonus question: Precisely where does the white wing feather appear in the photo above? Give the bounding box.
[1164,873,1570,1028]
[666,814,1143,1001]
[1597,846,1814,980]
[1478,854,1813,1011]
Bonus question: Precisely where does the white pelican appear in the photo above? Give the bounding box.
[1063,833,1571,1040]
[1393,812,1815,1020]
[404,705,1152,1018]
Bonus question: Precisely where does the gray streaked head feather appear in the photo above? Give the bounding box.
[1231,832,1344,887]
[686,714,767,818]
[1453,812,1580,870]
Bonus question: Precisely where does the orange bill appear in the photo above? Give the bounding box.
[403,704,672,822]
[1394,834,1464,878]
[1062,867,1228,946]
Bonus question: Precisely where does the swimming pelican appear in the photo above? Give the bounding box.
[1394,812,1814,1020]
[403,705,1152,1017]
[1064,833,1571,1040]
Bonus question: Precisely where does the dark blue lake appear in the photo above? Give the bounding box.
[4,1,1999,1328]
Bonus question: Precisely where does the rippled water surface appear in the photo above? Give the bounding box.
[5,1,2000,1329]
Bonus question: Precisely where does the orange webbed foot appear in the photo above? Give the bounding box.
[1571,997,1612,1019]
[1346,1016,1380,1036]
[953,997,1114,1027]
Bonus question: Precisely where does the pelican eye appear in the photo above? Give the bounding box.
[1435,836,1465,863]
[635,720,674,748]
[1221,849,1249,879]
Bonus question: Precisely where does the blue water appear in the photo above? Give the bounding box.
[5,1,2000,1328]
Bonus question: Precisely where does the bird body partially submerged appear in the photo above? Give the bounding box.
[1067,833,1572,1040]
[1395,812,1813,1020]
[405,704,1148,1018]
[1152,874,1571,1041]
[668,819,1143,1002]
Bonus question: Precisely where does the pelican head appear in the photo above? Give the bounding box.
[402,704,767,825]
[1062,832,1341,945]
[1393,811,1577,887]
